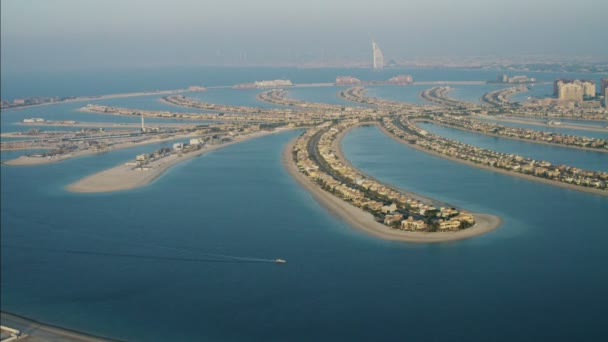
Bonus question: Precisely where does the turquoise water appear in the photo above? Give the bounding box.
[419,122,608,172]
[366,84,429,104]
[2,69,608,341]
[4,127,607,341]
[288,86,355,106]
[188,87,285,109]
[443,84,510,104]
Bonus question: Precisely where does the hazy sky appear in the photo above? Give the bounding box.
[2,0,607,71]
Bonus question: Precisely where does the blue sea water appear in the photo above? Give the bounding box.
[510,83,553,102]
[442,84,510,104]
[366,84,429,104]
[2,68,608,341]
[4,66,605,101]
[288,86,355,106]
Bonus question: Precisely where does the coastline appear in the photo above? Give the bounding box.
[0,311,122,342]
[418,120,608,153]
[376,123,608,197]
[0,88,197,112]
[3,134,196,166]
[473,115,608,133]
[67,129,292,193]
[282,135,502,243]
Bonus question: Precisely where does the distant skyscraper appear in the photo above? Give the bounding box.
[601,78,608,96]
[372,40,384,70]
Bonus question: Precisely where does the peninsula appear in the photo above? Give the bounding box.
[287,119,501,242]
[67,126,289,193]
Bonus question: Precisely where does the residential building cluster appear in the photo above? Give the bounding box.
[257,89,348,112]
[420,87,476,108]
[1,95,78,109]
[385,75,414,85]
[430,114,607,150]
[495,74,536,84]
[481,86,529,107]
[292,121,476,233]
[382,116,608,191]
[336,76,362,86]
[254,79,293,88]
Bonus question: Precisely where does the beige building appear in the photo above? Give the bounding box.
[557,82,584,101]
[401,216,427,231]
[439,220,461,231]
[582,81,596,97]
[555,79,596,101]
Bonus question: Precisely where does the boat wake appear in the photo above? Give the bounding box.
[1,245,283,264]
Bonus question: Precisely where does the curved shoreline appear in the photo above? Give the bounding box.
[67,129,292,193]
[416,120,608,153]
[376,123,608,197]
[283,135,502,243]
[472,114,608,133]
[0,311,122,342]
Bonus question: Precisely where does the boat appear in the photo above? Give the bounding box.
[274,259,286,264]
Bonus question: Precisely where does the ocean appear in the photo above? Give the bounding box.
[1,67,607,341]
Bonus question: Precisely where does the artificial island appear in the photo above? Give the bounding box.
[2,75,607,243]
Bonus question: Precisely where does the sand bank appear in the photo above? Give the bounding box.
[67,129,291,193]
[0,311,121,342]
[376,124,608,197]
[282,136,501,243]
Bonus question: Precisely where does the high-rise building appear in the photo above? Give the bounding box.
[601,78,608,96]
[554,79,596,101]
[372,40,384,70]
[557,82,584,102]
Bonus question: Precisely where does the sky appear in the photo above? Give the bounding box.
[1,0,607,71]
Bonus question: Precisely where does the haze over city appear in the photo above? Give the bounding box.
[2,0,607,70]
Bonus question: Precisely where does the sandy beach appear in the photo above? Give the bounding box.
[375,123,608,197]
[1,312,121,342]
[67,129,292,193]
[282,136,502,243]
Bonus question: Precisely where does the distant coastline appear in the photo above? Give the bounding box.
[0,88,203,112]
